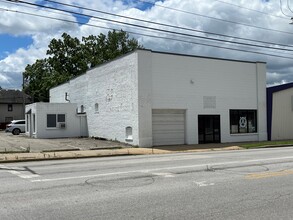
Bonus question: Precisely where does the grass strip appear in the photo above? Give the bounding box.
[240,140,293,149]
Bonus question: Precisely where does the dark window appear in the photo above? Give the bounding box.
[47,114,56,128]
[47,114,66,128]
[57,114,65,122]
[230,110,257,134]
[8,104,13,112]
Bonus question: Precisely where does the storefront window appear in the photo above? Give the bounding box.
[230,110,257,134]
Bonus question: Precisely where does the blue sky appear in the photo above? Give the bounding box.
[0,35,33,60]
[0,0,293,89]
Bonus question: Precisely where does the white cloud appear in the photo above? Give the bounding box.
[1,0,293,89]
[0,2,77,35]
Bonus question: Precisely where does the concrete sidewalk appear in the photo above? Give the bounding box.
[0,144,243,163]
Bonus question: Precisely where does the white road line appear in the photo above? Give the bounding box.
[0,165,39,179]
[9,170,40,179]
[194,181,215,187]
[30,155,293,183]
[31,171,136,182]
[152,172,175,178]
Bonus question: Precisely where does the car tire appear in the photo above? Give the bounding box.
[12,128,21,135]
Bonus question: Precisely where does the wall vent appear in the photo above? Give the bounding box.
[203,96,216,109]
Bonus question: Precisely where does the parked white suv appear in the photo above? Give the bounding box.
[5,120,26,135]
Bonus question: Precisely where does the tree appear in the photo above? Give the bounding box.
[23,59,51,102]
[82,30,143,67]
[23,30,143,102]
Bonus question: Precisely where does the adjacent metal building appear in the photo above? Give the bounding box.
[48,49,267,147]
[267,82,293,141]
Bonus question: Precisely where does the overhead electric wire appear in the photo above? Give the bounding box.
[9,0,293,53]
[1,0,74,18]
[137,0,293,35]
[213,0,288,20]
[287,0,293,14]
[40,0,293,49]
[280,0,292,17]
[2,7,293,60]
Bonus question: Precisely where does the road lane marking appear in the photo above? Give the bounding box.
[9,170,40,179]
[152,172,174,178]
[194,181,215,187]
[245,169,293,180]
[30,156,293,183]
[0,165,40,179]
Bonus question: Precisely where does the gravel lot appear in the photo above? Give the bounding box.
[0,131,130,153]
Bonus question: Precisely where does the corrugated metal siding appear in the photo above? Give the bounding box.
[152,109,185,146]
[271,88,293,140]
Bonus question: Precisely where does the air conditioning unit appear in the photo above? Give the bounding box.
[58,122,66,129]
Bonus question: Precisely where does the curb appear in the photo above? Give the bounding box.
[0,146,245,163]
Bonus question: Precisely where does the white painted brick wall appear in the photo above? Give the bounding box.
[50,53,139,145]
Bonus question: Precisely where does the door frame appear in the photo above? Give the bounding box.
[198,115,221,144]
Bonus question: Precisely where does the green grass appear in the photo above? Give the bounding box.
[240,140,293,149]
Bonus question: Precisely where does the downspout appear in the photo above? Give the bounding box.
[65,92,70,102]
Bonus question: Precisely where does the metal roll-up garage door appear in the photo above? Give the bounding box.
[152,109,186,146]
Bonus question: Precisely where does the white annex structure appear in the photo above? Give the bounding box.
[47,49,267,147]
[25,103,88,138]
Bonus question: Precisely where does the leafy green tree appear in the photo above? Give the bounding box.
[47,33,88,79]
[23,59,51,102]
[23,30,143,102]
[82,30,143,67]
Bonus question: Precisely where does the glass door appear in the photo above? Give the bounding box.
[198,115,221,144]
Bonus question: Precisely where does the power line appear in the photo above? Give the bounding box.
[280,0,292,17]
[39,0,293,49]
[9,0,293,53]
[1,0,73,17]
[213,0,288,20]
[137,0,293,35]
[287,0,293,14]
[2,7,293,60]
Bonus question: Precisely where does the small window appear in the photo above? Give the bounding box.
[47,114,66,128]
[126,126,133,141]
[47,114,56,128]
[230,110,257,134]
[57,114,65,122]
[8,104,13,112]
[95,103,99,113]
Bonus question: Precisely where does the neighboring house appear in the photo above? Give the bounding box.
[25,102,88,138]
[45,49,267,147]
[267,82,293,141]
[0,89,32,129]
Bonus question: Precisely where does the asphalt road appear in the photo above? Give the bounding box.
[1,147,293,220]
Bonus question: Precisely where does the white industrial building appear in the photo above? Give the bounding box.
[267,82,293,141]
[43,49,267,147]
